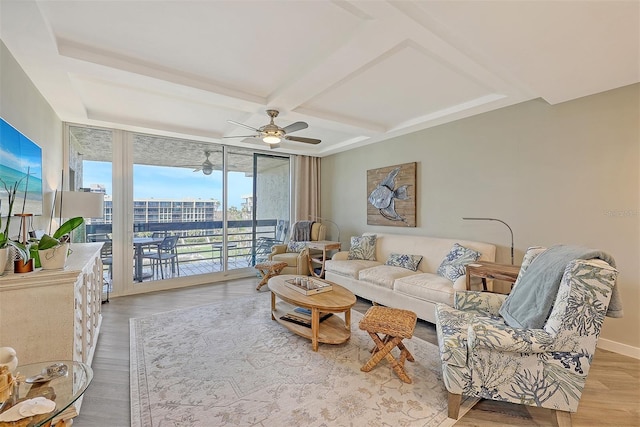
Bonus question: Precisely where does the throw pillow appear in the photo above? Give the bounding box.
[286,241,307,253]
[385,253,423,271]
[437,243,481,281]
[347,235,377,260]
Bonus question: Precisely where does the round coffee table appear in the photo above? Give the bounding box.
[268,274,356,351]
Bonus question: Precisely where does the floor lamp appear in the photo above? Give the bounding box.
[462,217,514,265]
[309,216,340,242]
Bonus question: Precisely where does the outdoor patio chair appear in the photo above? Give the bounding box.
[252,237,278,266]
[100,240,112,302]
[143,235,180,279]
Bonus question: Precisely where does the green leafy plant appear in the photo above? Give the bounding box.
[37,217,84,250]
[0,177,29,262]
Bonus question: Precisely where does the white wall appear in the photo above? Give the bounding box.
[1,40,62,236]
[322,84,640,356]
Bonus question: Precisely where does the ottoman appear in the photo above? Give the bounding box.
[255,260,288,290]
[358,306,417,383]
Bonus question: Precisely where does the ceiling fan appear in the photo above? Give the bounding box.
[225,109,321,149]
[186,150,214,175]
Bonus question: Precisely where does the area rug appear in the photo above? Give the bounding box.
[130,294,477,426]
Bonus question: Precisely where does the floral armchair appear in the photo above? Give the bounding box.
[435,246,619,426]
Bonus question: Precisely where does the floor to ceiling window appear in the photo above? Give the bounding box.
[252,153,291,263]
[67,124,291,296]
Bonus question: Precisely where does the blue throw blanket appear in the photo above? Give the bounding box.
[499,245,622,329]
[291,221,314,242]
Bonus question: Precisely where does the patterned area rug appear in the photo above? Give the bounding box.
[130,294,477,426]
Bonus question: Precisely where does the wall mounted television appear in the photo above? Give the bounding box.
[0,117,43,216]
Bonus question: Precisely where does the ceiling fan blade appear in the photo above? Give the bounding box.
[282,121,308,134]
[223,134,259,139]
[227,120,260,132]
[285,135,321,144]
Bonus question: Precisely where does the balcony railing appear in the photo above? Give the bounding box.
[86,219,283,280]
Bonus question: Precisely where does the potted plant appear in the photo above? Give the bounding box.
[0,178,30,274]
[36,217,84,269]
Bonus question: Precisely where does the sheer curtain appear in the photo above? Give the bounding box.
[293,155,320,222]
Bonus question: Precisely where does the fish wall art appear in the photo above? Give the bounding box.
[367,162,416,227]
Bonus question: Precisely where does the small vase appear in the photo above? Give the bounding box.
[39,243,70,270]
[14,258,34,273]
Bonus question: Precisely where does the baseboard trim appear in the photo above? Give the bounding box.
[597,338,640,360]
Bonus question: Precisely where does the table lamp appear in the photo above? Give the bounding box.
[54,191,105,242]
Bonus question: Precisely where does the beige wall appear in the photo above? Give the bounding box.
[1,40,62,235]
[322,84,640,356]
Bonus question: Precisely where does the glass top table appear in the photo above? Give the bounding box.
[0,360,93,427]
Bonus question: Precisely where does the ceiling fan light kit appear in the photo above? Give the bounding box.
[226,109,321,147]
[263,135,281,144]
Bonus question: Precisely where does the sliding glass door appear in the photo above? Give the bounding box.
[67,124,291,296]
[224,148,290,268]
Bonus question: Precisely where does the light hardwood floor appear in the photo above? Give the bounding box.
[75,277,640,426]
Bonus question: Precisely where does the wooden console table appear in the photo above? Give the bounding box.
[465,261,521,292]
[0,243,103,422]
[306,240,341,278]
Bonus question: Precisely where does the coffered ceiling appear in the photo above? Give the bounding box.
[1,1,638,157]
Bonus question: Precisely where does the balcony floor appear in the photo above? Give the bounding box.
[102,255,260,285]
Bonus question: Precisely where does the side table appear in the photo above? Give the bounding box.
[0,360,93,427]
[465,262,521,292]
[306,241,341,278]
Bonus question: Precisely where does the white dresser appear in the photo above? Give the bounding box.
[0,243,103,367]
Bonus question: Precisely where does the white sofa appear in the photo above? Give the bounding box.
[324,232,496,324]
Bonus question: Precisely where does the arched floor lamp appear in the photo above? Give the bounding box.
[462,217,514,265]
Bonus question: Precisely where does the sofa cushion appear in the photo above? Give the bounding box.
[271,252,300,267]
[394,273,457,305]
[364,233,495,274]
[324,259,380,279]
[385,253,423,271]
[348,235,377,260]
[358,265,417,289]
[437,243,481,281]
[311,223,323,241]
[286,241,307,253]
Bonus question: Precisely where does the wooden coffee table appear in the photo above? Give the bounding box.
[268,274,356,351]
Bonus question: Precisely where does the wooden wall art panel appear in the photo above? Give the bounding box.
[367,162,416,227]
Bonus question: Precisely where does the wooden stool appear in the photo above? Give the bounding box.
[358,306,417,383]
[255,260,288,290]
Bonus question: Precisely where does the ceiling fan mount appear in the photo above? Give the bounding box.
[225,109,321,148]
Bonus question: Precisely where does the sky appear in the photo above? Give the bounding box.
[83,161,253,208]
